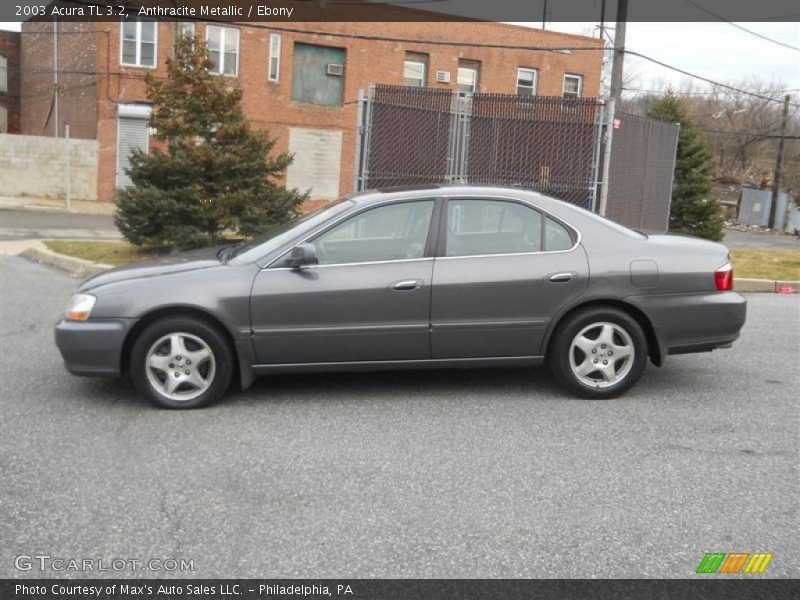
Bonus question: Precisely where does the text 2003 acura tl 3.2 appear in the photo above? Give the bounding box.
[55,186,746,409]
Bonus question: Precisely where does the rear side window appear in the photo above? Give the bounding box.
[446,199,542,257]
[544,216,574,251]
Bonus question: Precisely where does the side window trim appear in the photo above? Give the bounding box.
[436,196,579,258]
[269,198,439,268]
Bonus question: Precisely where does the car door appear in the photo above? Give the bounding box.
[250,199,438,365]
[430,197,589,359]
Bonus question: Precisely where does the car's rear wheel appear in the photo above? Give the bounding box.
[549,307,647,399]
[130,316,233,409]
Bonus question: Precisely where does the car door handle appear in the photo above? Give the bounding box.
[548,272,574,283]
[392,280,423,291]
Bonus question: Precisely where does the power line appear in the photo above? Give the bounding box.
[700,127,800,140]
[684,0,800,52]
[624,87,800,96]
[623,50,800,108]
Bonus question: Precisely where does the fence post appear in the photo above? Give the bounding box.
[353,89,365,192]
[360,85,376,191]
[589,100,606,212]
[597,98,616,216]
[65,123,71,210]
[664,121,680,230]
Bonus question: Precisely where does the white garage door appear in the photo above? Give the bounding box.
[116,117,149,188]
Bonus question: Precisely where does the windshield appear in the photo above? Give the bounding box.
[231,198,354,263]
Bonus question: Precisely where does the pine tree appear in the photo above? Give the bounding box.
[646,93,724,241]
[115,35,308,250]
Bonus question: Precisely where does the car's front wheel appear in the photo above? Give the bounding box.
[549,307,647,399]
[130,316,234,409]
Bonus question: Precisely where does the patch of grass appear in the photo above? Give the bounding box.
[731,249,800,281]
[44,240,161,266]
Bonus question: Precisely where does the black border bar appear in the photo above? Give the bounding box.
[5,0,800,22]
[2,579,799,600]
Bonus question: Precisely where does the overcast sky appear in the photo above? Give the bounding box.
[2,20,798,93]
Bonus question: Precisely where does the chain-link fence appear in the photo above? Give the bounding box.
[466,94,602,209]
[355,85,680,232]
[603,112,680,233]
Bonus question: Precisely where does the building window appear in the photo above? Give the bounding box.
[0,55,7,94]
[404,52,428,87]
[563,74,583,98]
[178,22,195,38]
[121,21,157,68]
[291,43,346,106]
[207,26,239,76]
[457,60,480,94]
[268,33,281,82]
[516,67,538,96]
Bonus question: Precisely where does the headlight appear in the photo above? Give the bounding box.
[65,293,96,321]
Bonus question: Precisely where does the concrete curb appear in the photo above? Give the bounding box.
[19,246,112,278]
[735,278,799,293]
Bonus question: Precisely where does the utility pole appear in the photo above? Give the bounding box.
[542,0,548,30]
[53,17,59,137]
[609,0,628,103]
[768,94,791,229]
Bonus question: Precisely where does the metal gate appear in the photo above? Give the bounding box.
[355,85,680,232]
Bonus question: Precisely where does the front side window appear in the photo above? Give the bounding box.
[446,199,543,257]
[517,67,538,96]
[312,201,434,265]
[207,26,239,76]
[121,21,157,68]
[404,52,428,87]
[563,74,583,98]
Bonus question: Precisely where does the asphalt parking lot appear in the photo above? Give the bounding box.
[1,255,798,579]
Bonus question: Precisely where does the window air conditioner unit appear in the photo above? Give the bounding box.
[327,63,344,76]
[435,70,451,83]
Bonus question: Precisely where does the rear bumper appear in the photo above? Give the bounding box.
[54,318,136,377]
[625,291,747,356]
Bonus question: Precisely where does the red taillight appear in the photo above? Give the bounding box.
[715,262,733,291]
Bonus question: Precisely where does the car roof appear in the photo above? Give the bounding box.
[351,184,560,207]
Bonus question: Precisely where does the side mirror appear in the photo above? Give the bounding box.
[288,243,317,268]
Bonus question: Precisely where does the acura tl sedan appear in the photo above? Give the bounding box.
[55,186,747,409]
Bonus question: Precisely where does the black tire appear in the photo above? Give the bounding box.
[548,306,648,400]
[130,316,234,409]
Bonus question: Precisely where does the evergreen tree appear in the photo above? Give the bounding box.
[646,93,724,241]
[115,35,307,250]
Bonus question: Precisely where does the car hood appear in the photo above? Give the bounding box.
[77,245,228,291]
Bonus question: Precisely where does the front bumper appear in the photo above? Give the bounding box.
[626,291,747,356]
[55,318,136,377]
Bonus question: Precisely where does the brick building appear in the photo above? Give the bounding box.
[0,30,21,133]
[19,19,603,202]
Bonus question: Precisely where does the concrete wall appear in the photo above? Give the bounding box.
[0,133,98,201]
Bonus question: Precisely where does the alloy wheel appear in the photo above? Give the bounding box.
[145,332,216,401]
[568,322,635,389]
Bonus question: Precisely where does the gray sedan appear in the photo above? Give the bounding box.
[55,186,746,408]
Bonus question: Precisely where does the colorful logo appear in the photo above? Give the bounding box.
[696,552,773,574]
